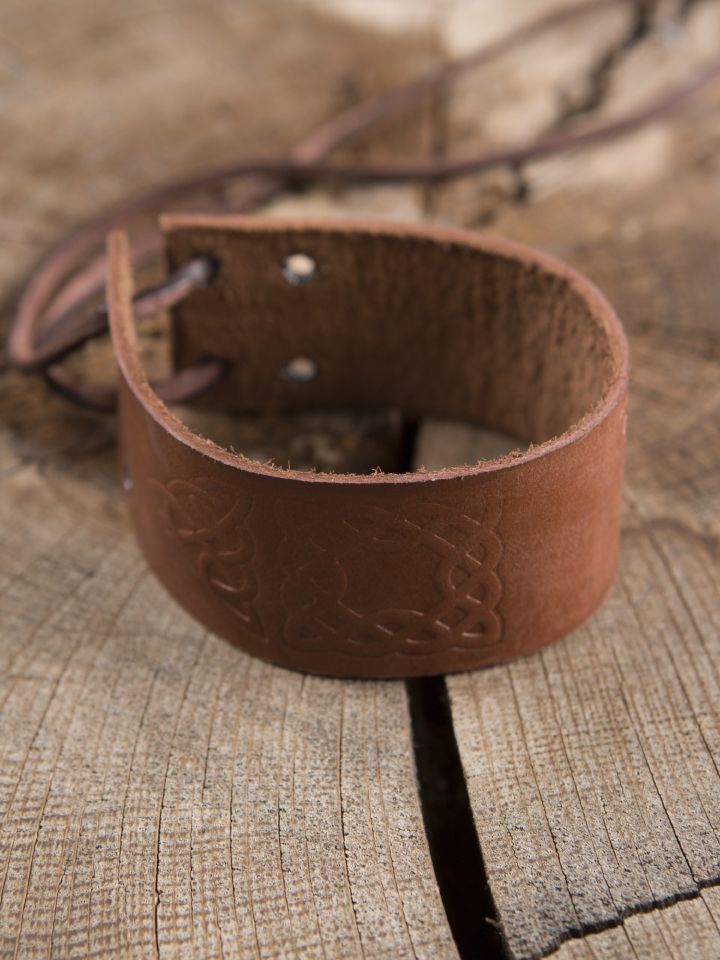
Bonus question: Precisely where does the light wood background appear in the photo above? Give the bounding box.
[1,0,719,957]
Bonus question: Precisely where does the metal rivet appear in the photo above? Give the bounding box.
[282,253,316,285]
[282,356,318,383]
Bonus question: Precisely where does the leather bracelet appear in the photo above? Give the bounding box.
[108,216,628,678]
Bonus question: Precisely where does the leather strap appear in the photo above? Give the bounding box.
[108,216,628,678]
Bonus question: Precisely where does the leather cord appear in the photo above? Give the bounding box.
[8,0,719,410]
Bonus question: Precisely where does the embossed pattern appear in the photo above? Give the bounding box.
[151,478,265,638]
[277,500,503,659]
[153,475,503,661]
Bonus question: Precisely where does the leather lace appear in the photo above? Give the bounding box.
[7,0,720,410]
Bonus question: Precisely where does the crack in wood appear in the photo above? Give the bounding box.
[537,878,720,959]
[550,0,653,129]
[406,676,508,960]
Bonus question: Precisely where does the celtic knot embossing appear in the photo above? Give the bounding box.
[149,477,264,639]
[276,499,503,659]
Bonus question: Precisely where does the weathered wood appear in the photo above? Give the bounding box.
[431,4,720,953]
[0,461,457,958]
[553,890,720,959]
[0,2,454,956]
[2,0,720,956]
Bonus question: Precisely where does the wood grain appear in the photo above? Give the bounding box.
[553,890,720,959]
[0,1,454,956]
[0,442,457,960]
[2,0,720,956]
[435,10,720,953]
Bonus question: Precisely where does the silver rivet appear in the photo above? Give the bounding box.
[282,356,318,383]
[282,252,316,285]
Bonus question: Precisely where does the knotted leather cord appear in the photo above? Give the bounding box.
[8,0,720,410]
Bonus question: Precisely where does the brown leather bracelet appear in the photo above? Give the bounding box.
[108,216,628,678]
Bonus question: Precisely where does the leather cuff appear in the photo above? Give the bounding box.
[108,216,628,678]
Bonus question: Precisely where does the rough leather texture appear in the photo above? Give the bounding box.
[107,217,629,678]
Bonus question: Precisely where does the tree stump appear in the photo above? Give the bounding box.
[1,1,719,957]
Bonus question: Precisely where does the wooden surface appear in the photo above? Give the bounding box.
[0,465,458,959]
[1,0,719,957]
[446,177,720,958]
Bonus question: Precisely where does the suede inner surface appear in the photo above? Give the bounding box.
[167,219,617,448]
